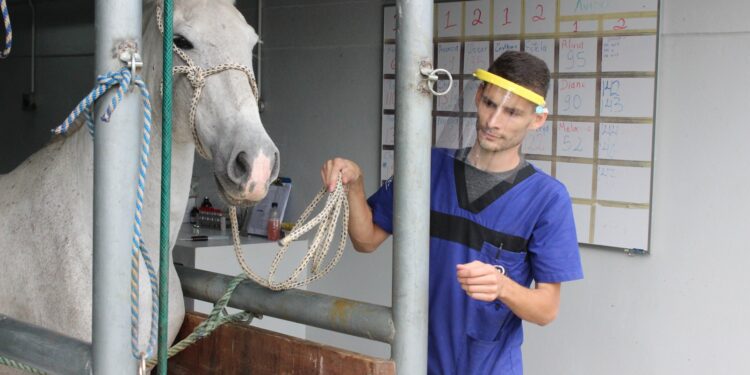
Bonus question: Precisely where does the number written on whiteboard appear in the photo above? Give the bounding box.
[472,8,484,26]
[532,4,546,22]
[602,79,623,113]
[613,18,627,30]
[562,94,582,112]
[502,7,512,26]
[444,10,457,30]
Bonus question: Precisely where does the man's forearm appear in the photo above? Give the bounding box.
[345,181,386,252]
[498,280,561,326]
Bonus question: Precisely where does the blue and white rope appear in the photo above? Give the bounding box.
[52,67,159,360]
[1,0,12,58]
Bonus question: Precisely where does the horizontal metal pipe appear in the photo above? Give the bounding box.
[0,314,92,375]
[176,265,395,344]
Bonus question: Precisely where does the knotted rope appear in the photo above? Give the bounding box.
[229,174,350,291]
[1,0,12,58]
[0,357,46,374]
[156,5,259,160]
[146,273,254,368]
[52,67,159,362]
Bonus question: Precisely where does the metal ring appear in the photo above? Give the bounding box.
[493,264,506,275]
[427,68,453,96]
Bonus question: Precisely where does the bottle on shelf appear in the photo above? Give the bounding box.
[267,202,281,241]
[200,196,213,209]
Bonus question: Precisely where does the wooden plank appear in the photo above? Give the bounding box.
[166,312,395,375]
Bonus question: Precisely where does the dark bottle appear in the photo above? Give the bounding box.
[189,206,199,225]
[201,196,213,209]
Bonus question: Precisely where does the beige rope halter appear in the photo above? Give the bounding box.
[157,6,260,159]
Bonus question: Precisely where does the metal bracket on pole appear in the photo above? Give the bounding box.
[116,41,143,77]
[420,61,453,96]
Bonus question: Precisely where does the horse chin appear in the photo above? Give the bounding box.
[214,175,268,208]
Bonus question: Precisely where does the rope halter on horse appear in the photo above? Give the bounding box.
[156,5,260,160]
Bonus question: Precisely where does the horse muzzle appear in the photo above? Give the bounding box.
[216,147,279,206]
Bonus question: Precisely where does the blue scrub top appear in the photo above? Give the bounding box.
[368,148,583,375]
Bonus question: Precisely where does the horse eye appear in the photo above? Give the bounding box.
[173,35,194,50]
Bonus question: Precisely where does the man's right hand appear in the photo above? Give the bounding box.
[321,158,364,193]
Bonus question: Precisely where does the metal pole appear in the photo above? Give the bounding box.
[92,0,142,373]
[176,266,395,344]
[0,314,92,375]
[392,0,433,373]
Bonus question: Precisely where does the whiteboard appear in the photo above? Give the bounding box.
[381,0,659,252]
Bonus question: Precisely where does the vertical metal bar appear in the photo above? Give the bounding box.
[92,0,142,373]
[392,1,433,374]
[157,0,174,373]
[27,0,34,93]
[256,0,262,94]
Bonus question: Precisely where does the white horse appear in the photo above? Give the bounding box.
[0,0,278,368]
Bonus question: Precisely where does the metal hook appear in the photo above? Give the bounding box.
[118,50,143,78]
[420,64,453,96]
[138,353,147,375]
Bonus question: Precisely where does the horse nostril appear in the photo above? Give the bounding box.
[231,151,250,186]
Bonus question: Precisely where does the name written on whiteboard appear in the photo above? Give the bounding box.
[560,38,585,49]
[575,0,611,13]
[560,79,586,90]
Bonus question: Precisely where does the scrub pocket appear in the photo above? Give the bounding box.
[459,334,514,375]
[478,241,529,284]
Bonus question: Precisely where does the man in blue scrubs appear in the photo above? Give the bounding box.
[321,51,583,374]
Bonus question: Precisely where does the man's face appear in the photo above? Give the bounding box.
[474,84,546,154]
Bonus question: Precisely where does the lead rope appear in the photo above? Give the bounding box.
[144,178,350,369]
[229,174,350,291]
[51,67,160,364]
[1,0,12,58]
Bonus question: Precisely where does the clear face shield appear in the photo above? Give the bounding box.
[434,69,548,177]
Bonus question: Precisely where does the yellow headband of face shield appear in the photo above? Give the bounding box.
[473,69,548,114]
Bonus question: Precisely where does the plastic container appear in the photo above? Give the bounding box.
[267,202,281,241]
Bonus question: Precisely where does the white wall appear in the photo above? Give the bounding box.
[523,0,750,374]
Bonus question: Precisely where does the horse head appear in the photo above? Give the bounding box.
[145,0,279,206]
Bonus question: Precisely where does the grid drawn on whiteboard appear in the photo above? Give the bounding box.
[380,0,659,252]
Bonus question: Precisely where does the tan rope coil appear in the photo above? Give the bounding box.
[229,175,349,291]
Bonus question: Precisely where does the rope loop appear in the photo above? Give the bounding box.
[50,66,159,361]
[229,174,349,291]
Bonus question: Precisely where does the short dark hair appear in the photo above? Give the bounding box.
[486,50,550,98]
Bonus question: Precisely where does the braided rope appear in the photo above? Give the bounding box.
[146,273,253,368]
[229,174,350,291]
[0,0,11,58]
[52,67,160,360]
[0,356,46,374]
[156,5,259,160]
